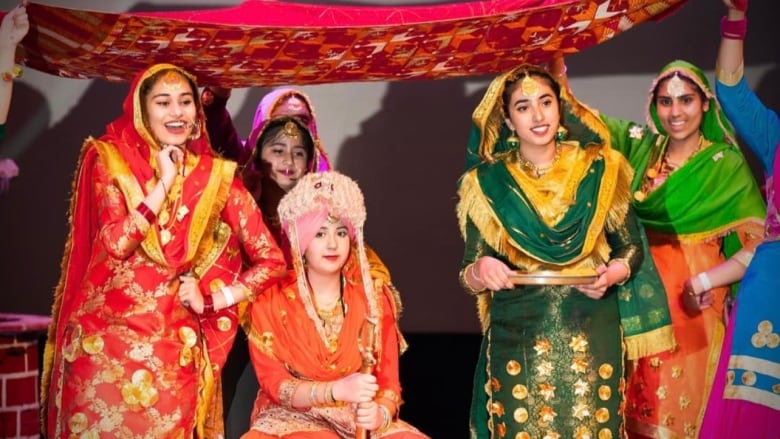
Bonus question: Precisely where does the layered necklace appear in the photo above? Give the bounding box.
[157,147,191,246]
[634,133,706,202]
[313,277,346,353]
[516,142,562,178]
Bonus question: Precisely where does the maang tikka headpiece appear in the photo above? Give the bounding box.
[282,120,302,140]
[520,74,540,97]
[666,72,686,98]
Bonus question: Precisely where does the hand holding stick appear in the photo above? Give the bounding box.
[355,317,378,439]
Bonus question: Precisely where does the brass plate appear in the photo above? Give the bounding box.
[509,271,598,285]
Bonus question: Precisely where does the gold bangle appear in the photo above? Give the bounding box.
[377,404,391,433]
[609,258,631,286]
[308,382,318,406]
[1,65,22,82]
[458,264,484,295]
[325,381,335,404]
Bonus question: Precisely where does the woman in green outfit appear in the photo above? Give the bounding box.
[555,58,766,438]
[457,64,674,439]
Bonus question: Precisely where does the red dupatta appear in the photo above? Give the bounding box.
[41,64,236,434]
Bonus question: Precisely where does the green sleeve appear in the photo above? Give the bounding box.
[605,206,644,274]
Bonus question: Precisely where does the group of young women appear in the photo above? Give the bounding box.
[1,0,768,437]
[458,0,776,437]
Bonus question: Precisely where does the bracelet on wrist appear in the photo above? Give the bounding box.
[377,404,391,432]
[721,16,747,40]
[698,272,713,292]
[203,294,215,315]
[221,285,236,307]
[135,202,157,224]
[1,65,22,82]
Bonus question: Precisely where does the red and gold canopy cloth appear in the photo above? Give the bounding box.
[14,0,687,87]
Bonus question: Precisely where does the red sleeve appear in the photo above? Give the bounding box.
[222,178,286,296]
[374,287,403,398]
[94,157,148,259]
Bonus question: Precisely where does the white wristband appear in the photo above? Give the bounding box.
[221,286,236,307]
[698,272,713,292]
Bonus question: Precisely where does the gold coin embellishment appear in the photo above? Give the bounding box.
[513,407,529,423]
[595,408,610,423]
[646,168,658,179]
[506,360,522,376]
[633,191,646,202]
[598,385,612,401]
[512,384,529,400]
[598,364,614,379]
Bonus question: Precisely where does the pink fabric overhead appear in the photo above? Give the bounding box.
[11,0,687,87]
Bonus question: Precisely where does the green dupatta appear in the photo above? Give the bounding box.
[459,65,674,359]
[603,60,765,251]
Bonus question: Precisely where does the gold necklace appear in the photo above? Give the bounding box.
[516,143,561,178]
[634,134,705,202]
[157,151,191,245]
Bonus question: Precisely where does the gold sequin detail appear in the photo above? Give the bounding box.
[539,383,556,401]
[569,335,589,353]
[260,331,274,348]
[506,360,522,376]
[121,369,160,408]
[516,433,531,439]
[209,278,226,292]
[497,422,507,438]
[656,386,668,400]
[540,406,557,423]
[178,326,197,366]
[671,366,682,378]
[679,395,691,409]
[598,428,613,439]
[490,401,505,417]
[513,407,529,423]
[536,360,554,377]
[68,412,88,433]
[491,376,502,392]
[81,334,104,355]
[741,371,757,386]
[574,426,592,439]
[751,320,779,348]
[594,407,610,423]
[572,402,590,420]
[512,384,529,400]
[543,431,560,439]
[534,339,552,356]
[63,325,83,362]
[598,364,614,379]
[571,358,588,374]
[598,385,612,401]
[574,379,590,396]
[217,316,232,331]
[726,370,735,384]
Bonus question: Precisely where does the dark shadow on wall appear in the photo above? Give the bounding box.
[336,77,486,334]
[0,79,126,315]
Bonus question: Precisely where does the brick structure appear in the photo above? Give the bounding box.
[0,314,50,439]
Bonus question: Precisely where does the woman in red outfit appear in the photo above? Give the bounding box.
[41,63,286,438]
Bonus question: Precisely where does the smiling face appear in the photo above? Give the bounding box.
[303,216,351,277]
[142,70,198,147]
[654,74,709,143]
[503,74,561,150]
[258,119,312,191]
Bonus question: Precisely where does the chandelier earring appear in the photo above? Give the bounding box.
[506,130,519,148]
[555,126,568,143]
[188,121,202,140]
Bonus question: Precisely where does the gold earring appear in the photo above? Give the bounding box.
[507,130,519,147]
[555,126,567,142]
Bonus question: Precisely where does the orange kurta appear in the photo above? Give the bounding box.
[244,252,423,438]
[625,225,763,439]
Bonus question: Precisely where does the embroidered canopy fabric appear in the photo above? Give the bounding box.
[15,0,686,87]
